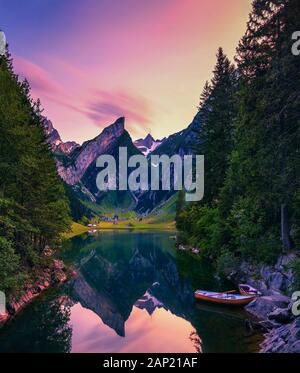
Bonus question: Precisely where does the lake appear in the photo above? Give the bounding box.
[0,231,262,353]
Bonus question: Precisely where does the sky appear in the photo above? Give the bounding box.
[0,0,252,144]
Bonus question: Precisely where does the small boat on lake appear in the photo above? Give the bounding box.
[194,290,256,306]
[239,284,262,296]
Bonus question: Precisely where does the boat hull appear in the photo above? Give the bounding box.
[195,291,256,306]
[240,289,254,296]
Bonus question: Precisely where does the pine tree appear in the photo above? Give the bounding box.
[221,0,300,254]
[0,46,71,292]
[198,81,212,112]
[199,48,237,204]
[176,1,300,260]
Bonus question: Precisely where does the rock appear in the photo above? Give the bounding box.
[285,268,294,283]
[271,339,287,353]
[268,308,292,324]
[53,259,65,270]
[276,254,297,270]
[134,134,163,156]
[57,117,126,185]
[1,259,68,328]
[287,340,300,353]
[295,317,300,327]
[247,279,268,295]
[246,294,290,320]
[259,320,279,331]
[52,270,67,283]
[260,317,300,353]
[275,324,291,340]
[294,327,300,340]
[37,284,45,292]
[260,265,272,282]
[269,272,285,291]
[236,254,300,353]
[245,319,275,333]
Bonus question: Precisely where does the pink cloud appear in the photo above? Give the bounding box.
[14,57,65,96]
[12,56,149,139]
[13,56,90,120]
[86,90,152,128]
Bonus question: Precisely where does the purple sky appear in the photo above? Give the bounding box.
[0,0,252,143]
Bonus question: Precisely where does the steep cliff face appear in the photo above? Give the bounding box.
[41,116,79,155]
[58,141,79,154]
[152,111,203,157]
[42,112,203,215]
[42,117,62,149]
[57,117,126,185]
[81,129,141,208]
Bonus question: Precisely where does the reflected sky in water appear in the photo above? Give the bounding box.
[71,303,198,353]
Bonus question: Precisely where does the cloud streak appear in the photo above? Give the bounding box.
[14,57,65,96]
[6,0,252,143]
[13,56,150,138]
[86,90,152,131]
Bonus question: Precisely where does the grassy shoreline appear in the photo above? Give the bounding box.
[63,220,176,240]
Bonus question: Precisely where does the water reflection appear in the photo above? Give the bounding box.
[0,231,262,353]
[0,294,72,353]
[70,304,197,353]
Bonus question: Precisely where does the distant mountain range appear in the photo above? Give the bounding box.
[134,134,164,156]
[42,112,203,219]
[135,111,203,213]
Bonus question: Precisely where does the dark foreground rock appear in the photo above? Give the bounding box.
[268,308,293,324]
[235,253,300,353]
[245,295,300,353]
[245,294,290,320]
[260,318,300,353]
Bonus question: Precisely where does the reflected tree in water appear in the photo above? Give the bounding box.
[0,295,72,353]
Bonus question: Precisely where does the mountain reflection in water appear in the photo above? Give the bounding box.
[0,231,262,353]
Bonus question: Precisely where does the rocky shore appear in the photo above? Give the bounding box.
[234,254,300,353]
[0,250,68,328]
[177,243,300,353]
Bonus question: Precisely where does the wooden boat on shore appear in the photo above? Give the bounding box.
[194,290,256,306]
[239,284,261,296]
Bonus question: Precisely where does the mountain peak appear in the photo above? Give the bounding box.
[134,133,164,156]
[103,117,125,137]
[145,133,154,141]
[115,116,125,125]
[113,116,125,129]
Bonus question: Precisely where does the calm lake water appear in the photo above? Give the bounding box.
[0,231,262,353]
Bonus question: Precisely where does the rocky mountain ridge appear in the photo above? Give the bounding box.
[41,117,79,155]
[42,113,203,216]
[56,117,127,185]
[134,134,164,155]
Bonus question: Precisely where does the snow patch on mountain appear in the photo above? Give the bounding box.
[134,134,164,156]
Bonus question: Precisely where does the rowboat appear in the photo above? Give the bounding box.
[239,284,262,296]
[194,290,256,306]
